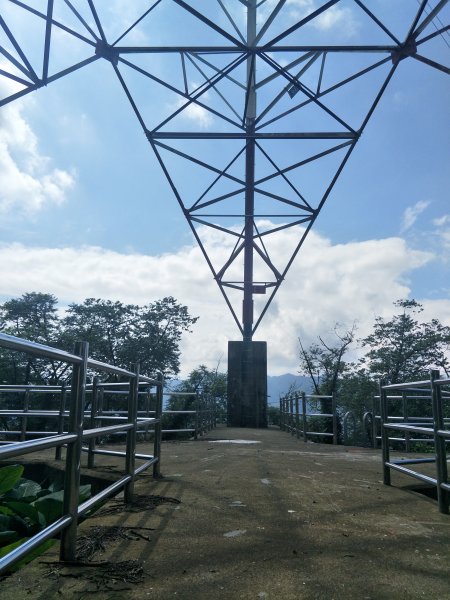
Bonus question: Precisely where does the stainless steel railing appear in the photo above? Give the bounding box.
[0,332,163,573]
[379,371,450,514]
[0,386,217,446]
[279,392,339,444]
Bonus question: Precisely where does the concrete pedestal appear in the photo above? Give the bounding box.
[227,341,267,428]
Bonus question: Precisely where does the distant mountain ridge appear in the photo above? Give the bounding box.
[166,373,312,407]
[267,373,312,406]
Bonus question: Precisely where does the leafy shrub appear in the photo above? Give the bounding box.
[0,464,90,570]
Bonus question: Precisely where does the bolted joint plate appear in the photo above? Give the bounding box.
[391,38,417,66]
[95,40,119,66]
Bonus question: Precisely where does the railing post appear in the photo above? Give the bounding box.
[301,392,308,443]
[55,382,67,460]
[87,377,98,469]
[332,392,338,445]
[21,389,30,442]
[431,369,449,514]
[379,381,391,486]
[153,373,163,478]
[195,392,200,439]
[402,390,410,453]
[60,341,88,562]
[125,364,139,504]
[289,396,295,435]
[295,394,300,439]
[144,388,151,441]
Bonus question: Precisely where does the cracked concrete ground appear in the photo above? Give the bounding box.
[1,426,449,599]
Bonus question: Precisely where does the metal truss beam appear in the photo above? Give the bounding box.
[0,0,448,340]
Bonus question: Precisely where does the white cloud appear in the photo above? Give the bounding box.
[286,0,358,35]
[0,78,75,216]
[400,200,430,232]
[172,83,214,129]
[176,100,214,128]
[0,226,444,378]
[433,214,450,252]
[433,215,450,227]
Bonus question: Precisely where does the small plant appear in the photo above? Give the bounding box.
[0,464,91,570]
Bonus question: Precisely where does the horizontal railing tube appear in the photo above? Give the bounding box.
[0,434,77,459]
[0,515,72,575]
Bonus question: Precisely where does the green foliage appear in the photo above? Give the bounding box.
[164,365,227,436]
[359,299,450,383]
[267,406,280,426]
[298,324,356,396]
[297,300,450,444]
[0,538,55,572]
[338,369,378,418]
[0,464,24,495]
[0,292,198,387]
[0,464,91,566]
[0,292,66,385]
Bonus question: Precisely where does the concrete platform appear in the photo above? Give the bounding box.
[1,426,449,599]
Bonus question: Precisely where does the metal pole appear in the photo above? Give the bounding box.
[431,370,449,514]
[195,391,200,439]
[289,396,295,435]
[295,394,300,439]
[21,389,30,442]
[87,376,98,469]
[242,0,257,342]
[379,381,391,486]
[301,392,308,443]
[145,388,151,441]
[124,364,139,504]
[332,392,338,445]
[55,382,66,460]
[153,373,163,478]
[402,390,410,453]
[60,341,88,562]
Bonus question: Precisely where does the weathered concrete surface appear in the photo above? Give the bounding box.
[1,427,449,599]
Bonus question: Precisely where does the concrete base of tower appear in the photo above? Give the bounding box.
[227,341,267,428]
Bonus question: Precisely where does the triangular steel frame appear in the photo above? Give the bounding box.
[1,0,448,340]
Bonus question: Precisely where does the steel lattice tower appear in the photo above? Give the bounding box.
[1,1,449,425]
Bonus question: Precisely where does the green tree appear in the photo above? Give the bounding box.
[298,324,356,442]
[360,299,450,383]
[165,365,227,436]
[126,298,199,377]
[0,293,67,384]
[62,296,198,379]
[61,298,136,368]
[0,293,198,384]
[298,324,356,396]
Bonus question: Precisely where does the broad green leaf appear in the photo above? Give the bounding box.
[6,480,42,501]
[2,501,41,525]
[32,497,63,526]
[0,465,24,495]
[0,506,14,518]
[79,484,91,503]
[0,530,19,546]
[0,514,13,531]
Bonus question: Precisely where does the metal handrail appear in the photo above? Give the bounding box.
[279,392,338,444]
[379,370,449,515]
[0,333,164,574]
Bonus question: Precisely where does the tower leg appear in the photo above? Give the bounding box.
[227,341,267,428]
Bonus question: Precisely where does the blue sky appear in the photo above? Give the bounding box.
[0,1,449,376]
